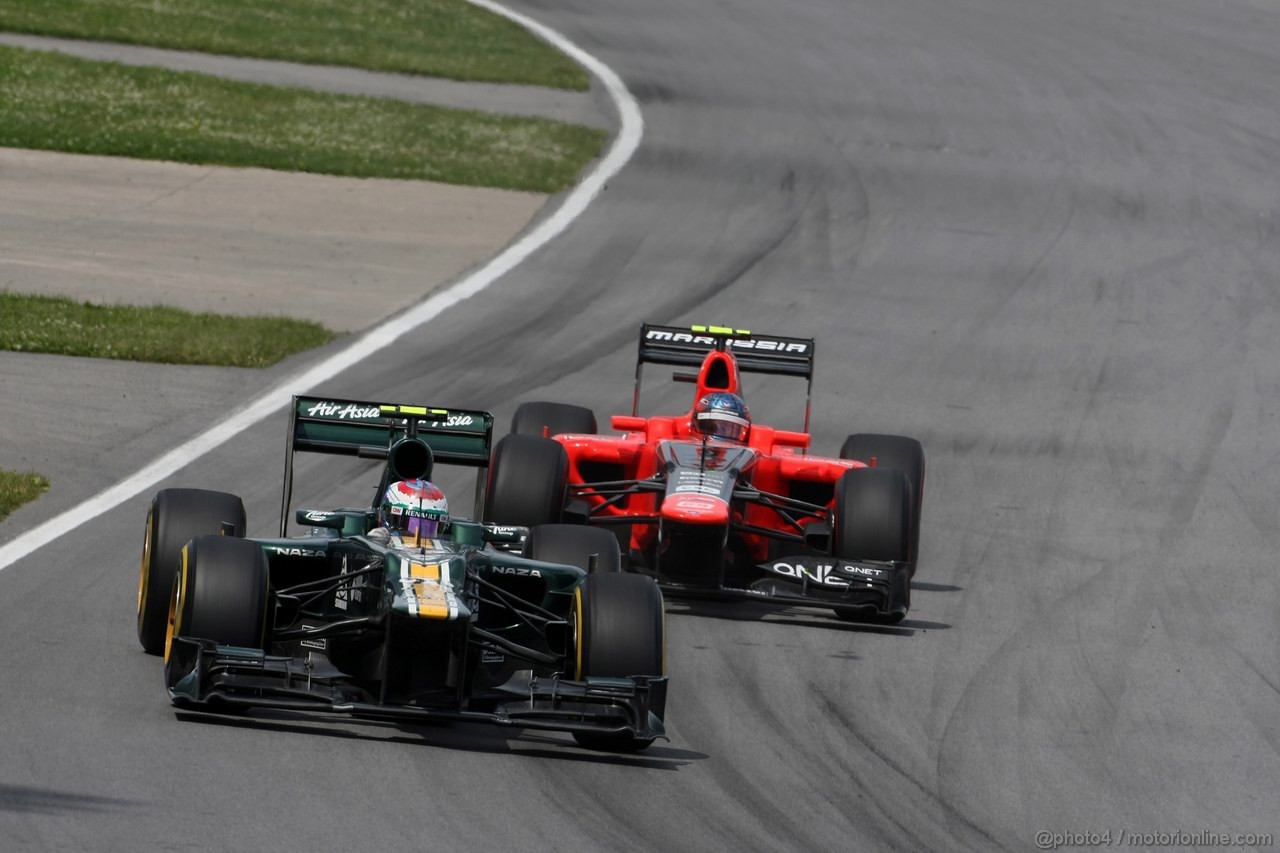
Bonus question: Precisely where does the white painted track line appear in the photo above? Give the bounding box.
[0,1,642,572]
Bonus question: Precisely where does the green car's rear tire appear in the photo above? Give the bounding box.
[138,488,245,655]
[526,524,621,574]
[511,402,597,438]
[483,434,568,527]
[572,573,664,751]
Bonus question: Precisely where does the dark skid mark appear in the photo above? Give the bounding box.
[627,79,679,103]
[911,581,964,593]
[0,783,135,815]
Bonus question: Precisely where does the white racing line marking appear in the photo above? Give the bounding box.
[0,1,642,573]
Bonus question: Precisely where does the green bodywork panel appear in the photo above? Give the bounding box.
[254,519,585,622]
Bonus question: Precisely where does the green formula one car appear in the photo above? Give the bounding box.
[135,396,667,750]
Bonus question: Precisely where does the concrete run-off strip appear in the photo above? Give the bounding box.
[0,148,547,333]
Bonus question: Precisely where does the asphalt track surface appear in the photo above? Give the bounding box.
[3,0,1280,849]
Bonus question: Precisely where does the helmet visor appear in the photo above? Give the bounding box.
[403,514,443,538]
[695,411,749,442]
[386,508,445,539]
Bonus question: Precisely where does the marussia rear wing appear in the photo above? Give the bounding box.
[635,323,817,432]
[280,396,494,535]
[637,323,815,378]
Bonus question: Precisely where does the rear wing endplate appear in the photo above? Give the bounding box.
[280,396,494,535]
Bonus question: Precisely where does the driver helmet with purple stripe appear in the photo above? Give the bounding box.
[379,479,450,544]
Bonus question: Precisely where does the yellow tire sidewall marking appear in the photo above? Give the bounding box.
[574,585,585,680]
[165,543,191,663]
[137,507,154,628]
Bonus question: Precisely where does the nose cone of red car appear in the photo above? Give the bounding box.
[660,493,730,524]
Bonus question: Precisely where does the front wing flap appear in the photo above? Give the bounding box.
[650,557,910,620]
[165,638,666,742]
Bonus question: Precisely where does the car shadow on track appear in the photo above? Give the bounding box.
[663,599,951,635]
[172,711,707,769]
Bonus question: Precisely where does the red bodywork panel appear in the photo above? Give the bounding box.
[553,348,863,560]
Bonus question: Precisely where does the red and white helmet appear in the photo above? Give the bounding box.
[379,480,449,544]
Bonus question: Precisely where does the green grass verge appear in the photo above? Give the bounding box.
[0,46,605,192]
[0,293,335,368]
[0,471,50,522]
[0,0,589,90]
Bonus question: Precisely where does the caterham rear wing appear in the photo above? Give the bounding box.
[280,396,494,535]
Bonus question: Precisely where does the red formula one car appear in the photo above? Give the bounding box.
[481,323,925,622]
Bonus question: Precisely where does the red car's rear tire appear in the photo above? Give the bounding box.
[511,401,597,438]
[483,434,568,527]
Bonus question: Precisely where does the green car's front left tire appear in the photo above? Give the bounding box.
[138,489,246,655]
[166,535,270,659]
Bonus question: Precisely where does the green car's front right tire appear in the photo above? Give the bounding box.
[526,524,621,574]
[572,573,665,752]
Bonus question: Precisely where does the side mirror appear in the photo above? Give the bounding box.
[610,415,647,433]
[481,524,528,546]
[295,508,346,530]
[451,521,483,547]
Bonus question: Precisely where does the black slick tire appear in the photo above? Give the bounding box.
[483,434,568,527]
[167,535,270,658]
[833,467,909,564]
[832,468,911,623]
[572,573,664,751]
[526,524,621,574]
[511,402,597,437]
[840,434,924,567]
[138,488,246,655]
